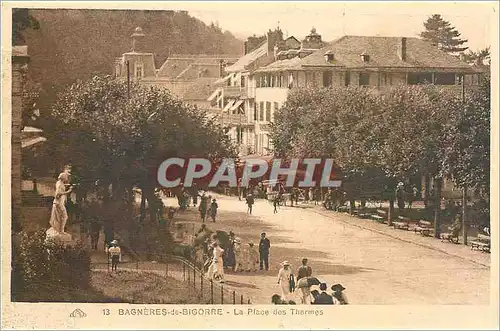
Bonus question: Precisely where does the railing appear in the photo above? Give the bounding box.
[223,86,248,98]
[91,253,252,305]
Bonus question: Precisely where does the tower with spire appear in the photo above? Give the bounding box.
[114,27,156,80]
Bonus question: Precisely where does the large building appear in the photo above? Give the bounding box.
[114,27,239,110]
[211,32,486,155]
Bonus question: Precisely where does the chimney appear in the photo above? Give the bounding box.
[399,37,407,61]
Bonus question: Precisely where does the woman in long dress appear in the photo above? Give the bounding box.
[277,261,293,301]
[49,172,73,234]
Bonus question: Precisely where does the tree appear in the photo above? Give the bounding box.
[462,47,491,65]
[12,8,40,45]
[49,75,235,231]
[420,14,468,54]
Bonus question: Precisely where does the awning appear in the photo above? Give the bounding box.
[229,99,244,111]
[222,99,236,112]
[22,137,47,149]
[207,88,222,101]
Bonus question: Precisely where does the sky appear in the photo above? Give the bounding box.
[162,1,497,52]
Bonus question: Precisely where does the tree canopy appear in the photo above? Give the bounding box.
[48,75,236,198]
[420,14,468,54]
[270,82,490,204]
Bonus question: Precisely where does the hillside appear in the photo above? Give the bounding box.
[20,9,243,113]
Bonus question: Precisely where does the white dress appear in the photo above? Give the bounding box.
[277,267,292,300]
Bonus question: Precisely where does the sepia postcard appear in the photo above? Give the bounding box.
[1,1,499,329]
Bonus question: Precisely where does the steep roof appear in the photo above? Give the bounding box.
[180,77,218,101]
[225,41,268,73]
[157,55,239,78]
[300,36,473,71]
[255,57,302,73]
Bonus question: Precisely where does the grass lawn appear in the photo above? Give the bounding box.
[91,270,208,304]
[14,271,208,304]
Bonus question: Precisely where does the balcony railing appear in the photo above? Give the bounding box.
[223,86,248,98]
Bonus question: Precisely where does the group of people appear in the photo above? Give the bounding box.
[196,193,219,223]
[204,232,271,283]
[274,258,348,305]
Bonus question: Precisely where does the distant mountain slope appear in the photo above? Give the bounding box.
[21,9,243,111]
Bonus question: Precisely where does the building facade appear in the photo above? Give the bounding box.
[114,27,239,110]
[251,35,486,155]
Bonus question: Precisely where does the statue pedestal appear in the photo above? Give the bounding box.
[45,227,73,246]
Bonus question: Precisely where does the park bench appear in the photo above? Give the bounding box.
[439,226,460,244]
[470,233,490,253]
[370,209,387,223]
[392,216,410,230]
[414,220,432,236]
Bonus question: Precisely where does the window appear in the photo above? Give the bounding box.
[279,74,284,87]
[344,72,351,86]
[253,102,257,121]
[266,102,271,122]
[259,102,264,121]
[408,73,433,85]
[435,73,456,85]
[241,76,246,87]
[135,62,144,79]
[381,73,392,86]
[323,71,333,87]
[359,73,370,86]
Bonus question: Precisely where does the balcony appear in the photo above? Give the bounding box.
[223,86,248,98]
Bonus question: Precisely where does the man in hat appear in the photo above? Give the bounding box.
[246,193,255,214]
[209,198,218,222]
[245,242,259,272]
[108,240,121,272]
[313,283,334,304]
[277,261,294,301]
[259,232,270,271]
[296,258,313,304]
[331,284,348,305]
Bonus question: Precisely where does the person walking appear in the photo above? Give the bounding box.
[245,242,259,272]
[273,197,279,214]
[90,220,101,251]
[234,238,243,272]
[209,198,218,222]
[313,283,334,304]
[296,258,313,304]
[259,232,270,271]
[199,194,208,223]
[207,241,225,283]
[108,240,121,272]
[277,261,294,301]
[246,194,255,214]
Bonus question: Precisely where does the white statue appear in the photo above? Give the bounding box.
[45,171,73,244]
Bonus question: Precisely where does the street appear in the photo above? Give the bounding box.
[177,195,490,305]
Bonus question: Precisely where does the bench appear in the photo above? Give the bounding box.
[337,205,349,213]
[414,220,432,236]
[393,216,410,230]
[370,209,387,223]
[470,233,490,253]
[440,226,460,244]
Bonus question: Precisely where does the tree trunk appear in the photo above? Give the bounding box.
[433,177,443,238]
[423,173,430,208]
[349,199,356,214]
[388,199,394,226]
[462,186,468,245]
[140,189,146,221]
